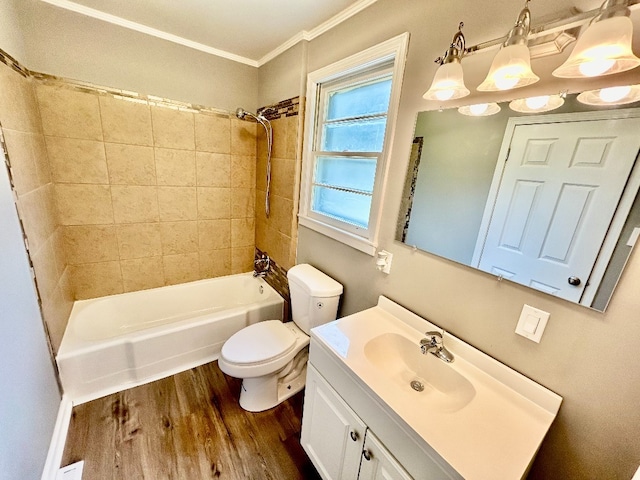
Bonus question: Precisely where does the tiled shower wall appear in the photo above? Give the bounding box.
[0,60,72,352]
[256,98,301,271]
[36,83,257,300]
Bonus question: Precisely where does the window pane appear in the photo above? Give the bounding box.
[327,78,392,121]
[322,118,387,152]
[312,186,371,228]
[315,156,377,193]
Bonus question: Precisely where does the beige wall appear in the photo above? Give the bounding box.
[293,0,640,478]
[0,62,72,352]
[258,42,308,107]
[0,0,25,61]
[34,82,256,300]
[17,0,258,112]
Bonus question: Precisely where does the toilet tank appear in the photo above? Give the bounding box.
[287,264,343,335]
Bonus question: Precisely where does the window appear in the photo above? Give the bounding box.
[299,33,409,255]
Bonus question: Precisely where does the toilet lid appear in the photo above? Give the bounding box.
[222,320,296,365]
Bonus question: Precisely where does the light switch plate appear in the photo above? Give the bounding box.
[56,461,84,480]
[515,305,550,343]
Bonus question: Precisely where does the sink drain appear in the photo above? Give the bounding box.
[410,380,424,392]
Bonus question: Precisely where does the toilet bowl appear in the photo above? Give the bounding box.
[218,264,343,412]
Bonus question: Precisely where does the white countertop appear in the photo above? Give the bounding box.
[311,296,562,480]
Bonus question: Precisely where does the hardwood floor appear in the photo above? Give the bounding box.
[61,361,321,479]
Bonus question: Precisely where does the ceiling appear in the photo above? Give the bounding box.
[39,0,376,66]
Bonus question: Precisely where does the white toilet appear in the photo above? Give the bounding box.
[218,264,343,412]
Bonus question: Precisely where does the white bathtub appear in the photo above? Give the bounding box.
[56,273,284,403]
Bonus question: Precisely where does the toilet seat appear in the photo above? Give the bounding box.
[221,320,297,366]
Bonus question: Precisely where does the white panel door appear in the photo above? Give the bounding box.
[301,366,366,480]
[359,430,412,480]
[478,117,640,302]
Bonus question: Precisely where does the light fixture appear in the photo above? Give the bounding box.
[553,0,640,78]
[423,22,470,101]
[458,103,501,116]
[577,84,640,105]
[509,94,565,113]
[477,0,539,92]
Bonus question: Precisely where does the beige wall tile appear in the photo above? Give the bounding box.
[71,261,123,299]
[195,113,230,153]
[270,157,296,200]
[199,249,231,278]
[285,115,299,159]
[36,84,102,140]
[121,257,164,292]
[0,64,39,133]
[52,228,67,278]
[231,188,255,218]
[32,134,52,187]
[198,219,230,251]
[231,118,256,156]
[231,246,254,274]
[41,280,73,354]
[197,187,230,219]
[31,239,59,300]
[99,96,153,146]
[231,155,256,188]
[256,152,267,192]
[3,129,39,195]
[160,221,198,255]
[271,117,288,159]
[151,106,195,150]
[155,148,196,186]
[157,186,197,221]
[163,253,200,285]
[231,218,255,248]
[105,143,156,185]
[270,194,294,235]
[63,225,119,265]
[55,184,114,225]
[46,136,109,184]
[196,152,230,187]
[111,185,159,223]
[116,223,162,259]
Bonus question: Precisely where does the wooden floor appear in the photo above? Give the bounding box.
[61,361,321,480]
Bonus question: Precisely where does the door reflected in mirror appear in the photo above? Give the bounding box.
[396,95,640,312]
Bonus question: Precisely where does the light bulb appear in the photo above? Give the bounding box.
[435,89,455,101]
[525,95,549,110]
[599,85,632,103]
[578,58,616,77]
[469,103,489,115]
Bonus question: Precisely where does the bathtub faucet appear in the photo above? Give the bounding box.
[254,254,271,278]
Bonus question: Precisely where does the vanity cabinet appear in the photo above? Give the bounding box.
[302,365,411,480]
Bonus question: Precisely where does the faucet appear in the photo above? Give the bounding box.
[420,330,454,363]
[253,253,271,278]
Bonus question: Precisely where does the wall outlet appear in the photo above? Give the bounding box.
[515,305,550,343]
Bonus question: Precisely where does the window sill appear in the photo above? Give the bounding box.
[298,215,377,256]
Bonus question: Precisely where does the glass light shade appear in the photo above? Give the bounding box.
[553,16,640,78]
[423,62,470,101]
[477,44,539,91]
[577,84,640,105]
[509,94,565,113]
[458,102,501,116]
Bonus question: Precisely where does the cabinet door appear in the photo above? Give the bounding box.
[301,366,366,480]
[359,430,412,480]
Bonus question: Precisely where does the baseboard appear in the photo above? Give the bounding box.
[40,395,73,480]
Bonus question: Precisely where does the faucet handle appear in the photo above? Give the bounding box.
[425,330,443,339]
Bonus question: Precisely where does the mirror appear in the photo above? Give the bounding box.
[396,94,640,312]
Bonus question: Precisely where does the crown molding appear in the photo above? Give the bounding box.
[40,0,378,68]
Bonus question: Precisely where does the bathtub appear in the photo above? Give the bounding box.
[56,273,284,404]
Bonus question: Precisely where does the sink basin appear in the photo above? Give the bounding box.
[364,332,475,413]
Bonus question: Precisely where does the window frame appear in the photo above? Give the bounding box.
[299,33,410,256]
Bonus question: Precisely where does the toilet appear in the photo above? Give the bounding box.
[218,264,343,412]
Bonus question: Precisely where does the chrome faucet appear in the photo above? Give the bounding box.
[253,253,271,278]
[420,330,454,363]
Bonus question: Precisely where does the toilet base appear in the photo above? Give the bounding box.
[239,349,309,412]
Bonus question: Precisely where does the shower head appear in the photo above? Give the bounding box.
[235,107,268,124]
[235,107,249,120]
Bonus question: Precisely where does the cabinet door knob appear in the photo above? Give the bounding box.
[568,276,581,286]
[350,431,359,442]
[362,450,372,461]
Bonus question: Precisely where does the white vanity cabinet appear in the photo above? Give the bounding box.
[301,365,411,480]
